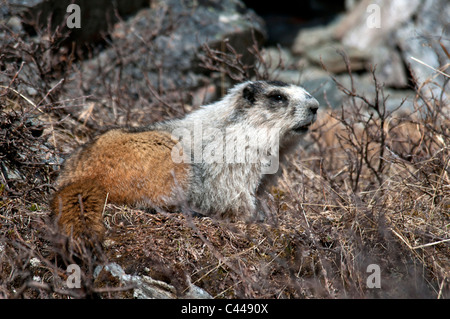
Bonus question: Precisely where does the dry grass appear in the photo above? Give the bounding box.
[0,12,449,299]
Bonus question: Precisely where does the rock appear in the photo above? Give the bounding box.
[0,0,40,20]
[109,0,265,87]
[298,66,415,113]
[11,0,149,44]
[257,46,298,78]
[304,42,370,74]
[275,70,306,86]
[301,75,341,108]
[63,0,266,126]
[183,284,214,299]
[260,46,296,70]
[291,15,343,55]
[3,15,23,33]
[94,262,176,299]
[334,0,421,51]
[371,46,408,88]
[94,263,212,299]
[395,0,450,90]
[382,89,415,114]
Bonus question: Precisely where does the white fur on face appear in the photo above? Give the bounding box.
[241,83,319,137]
[283,84,319,130]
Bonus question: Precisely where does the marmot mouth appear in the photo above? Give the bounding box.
[292,123,312,133]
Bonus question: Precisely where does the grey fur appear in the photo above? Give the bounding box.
[156,80,319,220]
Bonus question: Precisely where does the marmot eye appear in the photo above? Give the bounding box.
[269,93,286,102]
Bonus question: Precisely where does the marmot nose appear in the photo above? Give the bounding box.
[307,98,319,115]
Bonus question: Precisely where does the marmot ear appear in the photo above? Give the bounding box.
[243,83,258,105]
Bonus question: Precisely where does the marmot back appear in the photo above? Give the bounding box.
[50,80,319,243]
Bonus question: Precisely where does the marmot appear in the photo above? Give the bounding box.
[50,80,319,243]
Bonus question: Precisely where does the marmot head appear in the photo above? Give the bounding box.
[230,80,319,137]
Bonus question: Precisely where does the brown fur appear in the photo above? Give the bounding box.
[50,179,107,243]
[51,129,190,241]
